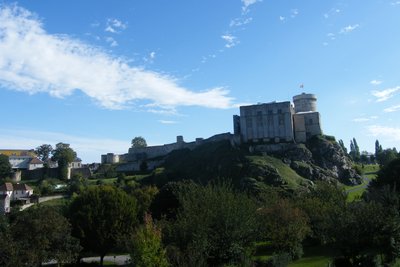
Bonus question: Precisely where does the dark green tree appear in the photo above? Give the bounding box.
[131,136,147,148]
[0,215,19,267]
[165,182,259,266]
[35,144,53,162]
[349,138,360,162]
[69,186,139,266]
[338,139,348,155]
[370,157,400,192]
[11,206,81,266]
[375,139,383,158]
[376,148,398,167]
[0,154,11,179]
[260,198,310,259]
[51,143,77,180]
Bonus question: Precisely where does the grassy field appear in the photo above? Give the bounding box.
[345,164,379,202]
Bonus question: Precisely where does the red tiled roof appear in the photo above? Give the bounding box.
[29,158,44,164]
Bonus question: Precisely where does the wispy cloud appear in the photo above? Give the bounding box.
[327,33,335,40]
[279,16,285,21]
[105,18,127,33]
[323,8,340,19]
[370,79,383,86]
[353,116,378,123]
[391,1,400,5]
[291,9,299,18]
[384,104,400,113]
[221,34,239,48]
[105,37,118,47]
[230,17,253,27]
[0,5,234,110]
[368,125,400,142]
[0,128,129,163]
[371,86,400,102]
[340,24,360,34]
[159,120,178,124]
[241,0,262,12]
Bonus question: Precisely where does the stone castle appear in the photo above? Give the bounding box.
[234,92,322,144]
[102,92,323,170]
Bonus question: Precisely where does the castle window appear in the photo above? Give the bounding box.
[309,118,313,124]
[278,109,282,114]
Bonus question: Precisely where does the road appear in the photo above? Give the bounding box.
[20,194,66,210]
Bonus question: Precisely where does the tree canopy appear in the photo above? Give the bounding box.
[69,186,139,266]
[35,144,53,162]
[0,154,11,179]
[132,136,147,148]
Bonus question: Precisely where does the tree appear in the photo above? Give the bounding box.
[0,215,19,267]
[165,182,260,266]
[375,139,383,158]
[376,148,398,167]
[52,143,77,179]
[0,154,11,179]
[260,198,310,259]
[349,138,360,162]
[130,213,169,267]
[370,157,400,192]
[69,186,139,266]
[338,139,348,155]
[11,206,81,266]
[132,136,147,148]
[35,144,53,162]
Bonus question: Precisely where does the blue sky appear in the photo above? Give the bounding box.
[0,0,399,163]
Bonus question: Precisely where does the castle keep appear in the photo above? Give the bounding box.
[233,93,322,143]
[102,92,322,168]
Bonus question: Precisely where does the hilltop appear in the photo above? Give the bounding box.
[141,134,361,192]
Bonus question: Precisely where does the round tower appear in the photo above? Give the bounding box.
[293,93,317,113]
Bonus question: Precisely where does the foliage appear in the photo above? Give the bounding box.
[349,138,360,162]
[69,186,139,266]
[330,201,398,264]
[132,185,159,221]
[259,198,310,259]
[94,163,117,179]
[296,181,347,245]
[35,144,53,162]
[51,142,77,179]
[370,157,400,192]
[0,215,19,267]
[132,136,148,148]
[164,182,260,266]
[11,206,81,266]
[376,148,399,167]
[0,154,11,179]
[130,213,169,267]
[338,139,348,155]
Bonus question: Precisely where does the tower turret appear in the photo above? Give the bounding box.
[293,93,317,113]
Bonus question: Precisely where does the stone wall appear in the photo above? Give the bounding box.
[239,101,295,143]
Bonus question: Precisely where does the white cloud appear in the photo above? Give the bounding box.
[230,17,253,27]
[105,37,118,47]
[279,16,285,21]
[371,86,400,102]
[370,79,383,86]
[105,18,127,33]
[368,125,400,141]
[0,5,234,110]
[159,120,178,124]
[327,33,335,40]
[384,104,400,113]
[241,0,261,12]
[291,9,299,18]
[340,24,360,34]
[353,116,378,123]
[150,51,156,59]
[0,128,129,163]
[221,34,239,48]
[391,1,400,5]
